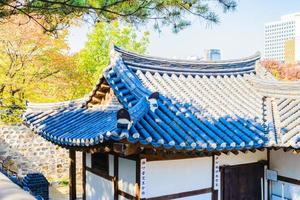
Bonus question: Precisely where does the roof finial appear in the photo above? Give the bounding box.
[117,108,132,130]
[148,92,159,112]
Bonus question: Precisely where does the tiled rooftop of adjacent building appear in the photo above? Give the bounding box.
[23,46,300,152]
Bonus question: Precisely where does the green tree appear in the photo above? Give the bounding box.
[0,0,236,33]
[0,16,79,123]
[75,21,149,96]
[0,18,149,123]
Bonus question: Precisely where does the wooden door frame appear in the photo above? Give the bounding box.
[220,161,267,200]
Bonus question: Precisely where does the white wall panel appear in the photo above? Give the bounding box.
[118,158,136,196]
[86,153,91,168]
[109,154,114,177]
[270,149,300,199]
[86,171,114,200]
[175,193,212,200]
[118,195,130,200]
[270,149,300,180]
[146,157,212,198]
[219,150,267,166]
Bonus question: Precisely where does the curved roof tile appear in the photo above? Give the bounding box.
[23,47,300,151]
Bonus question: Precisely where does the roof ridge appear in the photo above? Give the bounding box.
[114,45,261,65]
[248,75,300,98]
[26,98,86,110]
[114,46,260,76]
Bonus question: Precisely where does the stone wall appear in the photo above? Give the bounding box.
[0,124,82,181]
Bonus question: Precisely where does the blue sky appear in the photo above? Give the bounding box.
[68,0,300,59]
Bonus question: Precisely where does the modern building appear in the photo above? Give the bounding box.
[24,47,300,200]
[264,13,300,63]
[204,49,221,61]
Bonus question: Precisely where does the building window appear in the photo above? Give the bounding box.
[92,152,109,174]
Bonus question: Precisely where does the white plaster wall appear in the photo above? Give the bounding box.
[219,150,267,166]
[146,157,212,198]
[86,153,91,168]
[118,158,136,196]
[109,154,114,177]
[86,171,114,200]
[270,149,300,180]
[175,193,211,200]
[270,149,300,199]
[118,195,130,200]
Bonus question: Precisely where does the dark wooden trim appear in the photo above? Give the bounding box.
[114,155,119,200]
[278,175,300,185]
[267,149,270,200]
[212,155,218,200]
[267,149,270,168]
[136,156,141,200]
[220,160,267,169]
[220,166,225,200]
[141,152,212,162]
[118,190,137,199]
[69,150,76,200]
[85,166,115,181]
[220,161,268,200]
[82,152,86,200]
[109,151,139,161]
[146,187,212,200]
[91,152,109,173]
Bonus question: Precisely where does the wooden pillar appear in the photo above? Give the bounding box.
[212,155,218,200]
[82,152,86,200]
[267,149,270,200]
[69,149,76,200]
[114,155,119,200]
[135,156,141,200]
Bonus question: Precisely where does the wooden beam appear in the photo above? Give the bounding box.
[222,150,230,155]
[283,147,292,152]
[231,150,239,155]
[241,149,248,154]
[86,166,115,181]
[82,152,86,200]
[100,84,110,91]
[69,150,76,200]
[146,188,212,200]
[114,155,119,200]
[211,155,218,200]
[249,149,256,153]
[113,143,141,156]
[136,156,141,200]
[95,91,106,98]
[278,175,300,185]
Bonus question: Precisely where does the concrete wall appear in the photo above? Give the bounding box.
[146,157,212,198]
[270,149,300,199]
[0,125,81,180]
[86,171,114,200]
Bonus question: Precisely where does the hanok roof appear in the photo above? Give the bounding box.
[23,46,300,151]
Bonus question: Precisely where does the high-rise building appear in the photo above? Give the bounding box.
[204,49,221,61]
[264,13,300,63]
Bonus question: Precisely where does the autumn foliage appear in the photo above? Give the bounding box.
[261,60,300,80]
[0,16,148,123]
